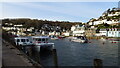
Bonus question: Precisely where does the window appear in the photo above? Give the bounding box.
[38,39,41,41]
[46,39,48,41]
[42,38,45,41]
[33,38,35,41]
[21,39,25,42]
[17,39,20,42]
[26,39,29,42]
[112,32,114,35]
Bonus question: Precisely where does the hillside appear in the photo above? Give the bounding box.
[2,18,82,31]
[88,8,120,25]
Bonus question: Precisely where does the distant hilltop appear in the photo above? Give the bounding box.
[87,7,120,25]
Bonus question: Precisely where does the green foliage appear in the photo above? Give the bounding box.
[2,18,81,30]
[96,23,120,29]
[97,23,110,29]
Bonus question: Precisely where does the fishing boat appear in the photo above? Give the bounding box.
[14,37,33,46]
[70,36,88,43]
[31,36,54,51]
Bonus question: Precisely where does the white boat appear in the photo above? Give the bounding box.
[99,37,106,41]
[49,35,58,40]
[31,36,54,51]
[70,36,88,43]
[14,37,33,46]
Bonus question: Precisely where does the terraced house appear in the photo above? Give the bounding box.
[107,28,120,37]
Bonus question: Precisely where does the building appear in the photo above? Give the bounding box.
[85,28,97,37]
[62,31,72,36]
[107,28,120,37]
[73,29,85,36]
[71,25,85,36]
[99,29,108,36]
[49,31,61,36]
[71,25,76,31]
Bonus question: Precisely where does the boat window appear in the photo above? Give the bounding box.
[26,39,29,42]
[42,38,45,41]
[33,38,37,41]
[33,38,35,41]
[21,39,25,42]
[17,39,20,42]
[38,38,41,41]
[46,38,48,41]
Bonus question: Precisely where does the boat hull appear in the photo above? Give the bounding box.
[34,43,54,52]
[71,39,87,43]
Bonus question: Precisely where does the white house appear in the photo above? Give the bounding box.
[72,29,85,36]
[108,12,120,16]
[49,31,61,36]
[71,25,76,31]
[72,25,85,36]
[62,32,71,36]
[14,24,23,27]
[55,32,61,36]
[99,29,108,36]
[27,27,34,32]
[49,31,55,35]
[107,28,120,37]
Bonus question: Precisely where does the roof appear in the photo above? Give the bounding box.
[100,29,107,31]
[14,36,49,39]
[31,36,49,38]
[14,37,29,39]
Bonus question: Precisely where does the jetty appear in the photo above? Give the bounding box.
[2,39,43,68]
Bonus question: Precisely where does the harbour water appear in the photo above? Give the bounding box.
[23,38,118,66]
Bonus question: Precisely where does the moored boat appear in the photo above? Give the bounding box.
[31,36,54,51]
[109,39,120,43]
[70,36,88,43]
[58,36,66,39]
[49,35,59,40]
[14,37,33,46]
[99,37,106,41]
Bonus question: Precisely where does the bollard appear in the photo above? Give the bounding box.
[94,59,103,68]
[52,49,58,68]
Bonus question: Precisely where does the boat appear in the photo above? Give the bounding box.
[49,35,58,40]
[58,36,66,39]
[109,39,120,43]
[70,36,88,43]
[31,36,54,51]
[14,37,33,46]
[99,37,106,41]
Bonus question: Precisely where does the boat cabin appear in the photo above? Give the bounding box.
[14,37,32,46]
[76,36,87,40]
[31,36,49,45]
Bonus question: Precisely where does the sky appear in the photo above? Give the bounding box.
[1,2,119,23]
